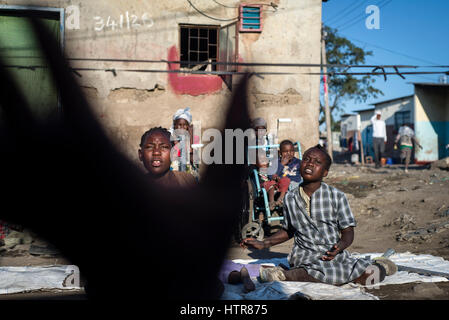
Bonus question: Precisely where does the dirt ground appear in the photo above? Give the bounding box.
[1,162,448,300]
[226,162,449,300]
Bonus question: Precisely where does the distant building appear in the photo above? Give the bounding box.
[413,82,449,161]
[340,113,359,152]
[371,95,414,162]
[352,107,375,159]
[353,82,449,164]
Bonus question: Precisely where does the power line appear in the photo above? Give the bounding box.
[2,65,447,78]
[365,56,436,82]
[325,0,364,25]
[3,56,448,69]
[186,0,238,22]
[333,0,387,30]
[345,36,443,66]
[212,0,279,10]
[5,57,448,69]
[337,0,392,31]
[212,0,239,9]
[332,0,383,29]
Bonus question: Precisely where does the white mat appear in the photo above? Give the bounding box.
[224,252,449,300]
[222,280,379,300]
[352,252,449,287]
[0,265,81,295]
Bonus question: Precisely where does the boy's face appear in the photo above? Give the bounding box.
[300,149,328,182]
[174,119,190,131]
[280,143,295,161]
[139,132,172,177]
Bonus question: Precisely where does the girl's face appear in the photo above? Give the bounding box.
[174,119,190,131]
[139,132,172,176]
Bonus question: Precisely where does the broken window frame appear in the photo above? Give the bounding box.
[179,24,220,72]
[218,21,238,90]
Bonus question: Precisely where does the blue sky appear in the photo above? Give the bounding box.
[322,0,449,116]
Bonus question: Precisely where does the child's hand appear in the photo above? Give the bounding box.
[281,156,292,166]
[322,243,341,261]
[241,238,265,250]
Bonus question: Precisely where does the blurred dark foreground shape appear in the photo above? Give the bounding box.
[0,18,251,302]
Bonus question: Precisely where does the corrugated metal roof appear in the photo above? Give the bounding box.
[411,82,449,87]
[371,94,414,106]
[353,107,375,113]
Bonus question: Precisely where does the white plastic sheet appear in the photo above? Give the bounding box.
[0,265,81,295]
[222,280,379,300]
[224,252,449,300]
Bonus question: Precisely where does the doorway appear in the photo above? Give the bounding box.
[0,5,64,119]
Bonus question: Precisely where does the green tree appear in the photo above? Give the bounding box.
[320,25,383,130]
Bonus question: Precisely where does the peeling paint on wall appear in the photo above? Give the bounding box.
[252,88,303,109]
[108,84,165,103]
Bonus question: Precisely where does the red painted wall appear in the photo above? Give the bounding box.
[167,46,223,96]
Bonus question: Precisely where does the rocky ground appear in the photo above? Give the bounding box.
[327,163,449,261]
[326,162,449,300]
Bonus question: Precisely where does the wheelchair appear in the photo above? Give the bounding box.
[235,141,302,243]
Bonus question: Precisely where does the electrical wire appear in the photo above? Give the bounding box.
[212,0,278,10]
[336,0,392,31]
[186,0,238,22]
[212,0,239,9]
[2,65,447,77]
[366,56,436,82]
[2,57,449,69]
[4,56,448,69]
[334,0,388,30]
[325,0,364,25]
[344,36,443,66]
[332,0,380,29]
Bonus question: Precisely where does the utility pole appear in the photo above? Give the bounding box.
[321,24,333,160]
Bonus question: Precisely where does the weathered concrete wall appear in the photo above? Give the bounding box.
[242,0,322,152]
[374,96,413,127]
[0,0,322,162]
[414,85,449,161]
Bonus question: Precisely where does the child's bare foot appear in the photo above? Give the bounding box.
[275,199,284,207]
[228,270,241,284]
[269,201,276,211]
[240,267,255,293]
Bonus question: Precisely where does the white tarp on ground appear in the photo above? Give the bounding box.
[352,252,449,288]
[223,252,449,300]
[0,265,81,295]
[222,280,379,300]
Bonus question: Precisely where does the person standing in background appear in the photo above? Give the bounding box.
[371,110,387,168]
[394,124,422,173]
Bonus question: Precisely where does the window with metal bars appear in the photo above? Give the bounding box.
[179,24,219,71]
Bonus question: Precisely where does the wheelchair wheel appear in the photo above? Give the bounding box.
[234,180,252,243]
[241,222,264,241]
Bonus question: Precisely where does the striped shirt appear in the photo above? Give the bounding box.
[282,182,371,285]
